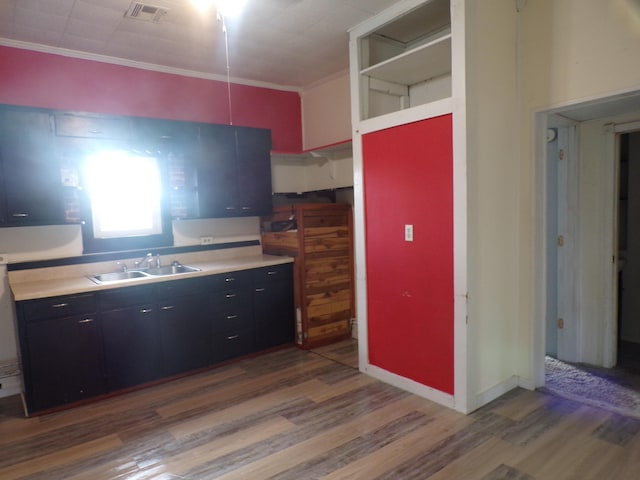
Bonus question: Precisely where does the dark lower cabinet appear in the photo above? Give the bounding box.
[24,314,105,412]
[101,305,162,391]
[156,278,210,375]
[16,263,294,414]
[209,270,254,363]
[253,264,295,350]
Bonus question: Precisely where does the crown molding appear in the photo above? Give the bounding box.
[0,38,302,93]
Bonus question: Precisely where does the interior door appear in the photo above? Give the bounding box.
[362,114,454,395]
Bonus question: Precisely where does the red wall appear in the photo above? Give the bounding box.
[363,114,454,394]
[0,46,302,153]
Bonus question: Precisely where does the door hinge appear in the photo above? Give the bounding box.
[558,235,564,246]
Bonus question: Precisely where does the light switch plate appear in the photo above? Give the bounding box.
[404,225,413,242]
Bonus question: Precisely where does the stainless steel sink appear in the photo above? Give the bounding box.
[88,263,200,284]
[88,270,150,284]
[145,264,201,276]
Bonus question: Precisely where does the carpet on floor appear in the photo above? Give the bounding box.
[543,356,640,419]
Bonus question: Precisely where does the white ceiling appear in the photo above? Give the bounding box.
[0,0,401,89]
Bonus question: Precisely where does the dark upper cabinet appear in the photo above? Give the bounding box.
[198,124,273,218]
[235,127,273,217]
[0,106,65,226]
[0,103,274,227]
[134,118,201,219]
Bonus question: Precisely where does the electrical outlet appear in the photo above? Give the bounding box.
[200,236,214,245]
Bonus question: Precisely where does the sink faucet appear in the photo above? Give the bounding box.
[134,253,161,269]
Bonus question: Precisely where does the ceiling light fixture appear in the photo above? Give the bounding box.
[190,0,247,18]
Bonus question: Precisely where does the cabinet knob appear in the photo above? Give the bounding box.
[226,314,238,320]
[255,288,266,292]
[161,305,175,310]
[52,303,69,308]
[227,334,239,340]
[225,277,235,282]
[78,318,94,324]
[267,271,278,275]
[225,293,236,298]
[139,308,153,314]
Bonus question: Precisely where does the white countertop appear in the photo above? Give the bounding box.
[9,249,293,301]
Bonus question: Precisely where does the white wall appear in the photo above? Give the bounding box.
[462,0,520,408]
[301,72,352,150]
[518,0,640,382]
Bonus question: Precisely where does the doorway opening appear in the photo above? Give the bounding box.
[617,131,640,372]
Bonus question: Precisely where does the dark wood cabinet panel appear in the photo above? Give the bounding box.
[0,107,64,225]
[253,264,295,351]
[198,124,272,218]
[157,292,210,376]
[235,127,273,217]
[101,304,163,391]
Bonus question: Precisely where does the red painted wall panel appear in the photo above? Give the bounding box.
[0,46,302,152]
[363,114,454,394]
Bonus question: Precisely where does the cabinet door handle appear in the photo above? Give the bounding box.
[241,206,251,211]
[227,334,239,340]
[140,308,153,314]
[255,288,266,292]
[161,305,175,310]
[225,206,236,211]
[225,278,235,282]
[12,213,29,217]
[226,314,238,320]
[225,293,236,298]
[52,303,69,308]
[78,318,93,324]
[267,271,278,275]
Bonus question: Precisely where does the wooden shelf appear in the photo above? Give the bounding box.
[361,33,451,86]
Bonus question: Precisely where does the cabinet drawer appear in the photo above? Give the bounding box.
[54,113,131,139]
[212,329,254,362]
[212,309,252,334]
[98,285,154,310]
[209,270,252,291]
[252,263,292,283]
[22,293,96,321]
[210,289,250,314]
[154,277,207,298]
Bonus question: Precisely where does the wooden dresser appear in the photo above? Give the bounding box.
[261,203,354,348]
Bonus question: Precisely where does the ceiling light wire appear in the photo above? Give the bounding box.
[218,11,233,125]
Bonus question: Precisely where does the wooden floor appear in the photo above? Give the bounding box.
[2,339,640,479]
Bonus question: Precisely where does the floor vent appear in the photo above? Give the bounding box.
[125,2,169,23]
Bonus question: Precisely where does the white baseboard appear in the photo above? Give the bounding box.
[360,363,455,410]
[0,375,21,398]
[466,375,520,413]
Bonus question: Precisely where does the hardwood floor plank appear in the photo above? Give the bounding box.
[202,395,428,479]
[321,408,475,480]
[156,355,331,419]
[0,434,122,480]
[3,344,640,480]
[168,379,324,439]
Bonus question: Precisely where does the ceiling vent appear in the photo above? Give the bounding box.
[125,2,169,23]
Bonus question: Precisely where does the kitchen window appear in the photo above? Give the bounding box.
[81,150,173,253]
